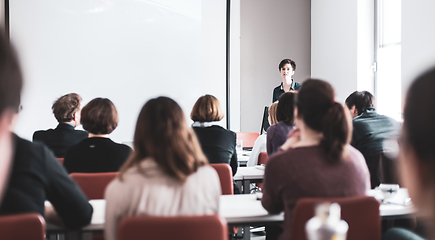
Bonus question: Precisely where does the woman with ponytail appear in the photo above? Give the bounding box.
[261,79,370,240]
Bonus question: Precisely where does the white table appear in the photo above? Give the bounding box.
[234,166,265,193]
[46,190,415,240]
[237,150,252,166]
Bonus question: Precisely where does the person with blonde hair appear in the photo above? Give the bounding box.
[104,97,221,240]
[247,102,278,167]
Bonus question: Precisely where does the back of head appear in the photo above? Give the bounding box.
[268,102,279,125]
[80,98,118,134]
[297,79,351,164]
[52,93,82,123]
[345,91,375,115]
[276,92,296,125]
[403,67,435,171]
[121,96,208,182]
[190,94,224,122]
[0,30,22,114]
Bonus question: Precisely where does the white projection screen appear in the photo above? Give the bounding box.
[10,0,227,143]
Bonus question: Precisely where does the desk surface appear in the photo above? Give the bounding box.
[234,166,264,181]
[47,189,415,232]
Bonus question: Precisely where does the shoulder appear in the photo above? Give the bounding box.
[294,81,302,89]
[14,134,57,166]
[273,85,281,91]
[32,129,53,139]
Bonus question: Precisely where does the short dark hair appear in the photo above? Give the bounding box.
[345,91,375,115]
[403,67,435,171]
[52,93,82,122]
[81,98,118,134]
[276,92,296,125]
[278,59,296,72]
[0,30,22,114]
[190,94,224,122]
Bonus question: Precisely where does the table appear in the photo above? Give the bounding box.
[46,190,415,240]
[47,194,282,240]
[237,150,252,166]
[234,166,265,193]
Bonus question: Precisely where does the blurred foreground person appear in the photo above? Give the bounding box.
[0,30,92,229]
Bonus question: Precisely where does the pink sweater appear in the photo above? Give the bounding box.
[261,145,370,240]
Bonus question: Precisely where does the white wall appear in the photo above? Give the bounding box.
[240,0,311,132]
[311,0,358,102]
[401,0,435,99]
[312,0,375,102]
[11,1,227,142]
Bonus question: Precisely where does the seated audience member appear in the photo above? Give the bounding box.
[0,31,93,229]
[33,93,88,158]
[190,94,238,176]
[247,102,278,167]
[262,79,370,240]
[104,97,220,240]
[345,91,400,188]
[63,98,131,173]
[383,67,435,240]
[266,92,296,156]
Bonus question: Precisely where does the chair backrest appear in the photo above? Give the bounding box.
[236,132,260,148]
[0,213,45,240]
[210,163,233,195]
[291,196,381,240]
[70,172,119,200]
[371,151,399,189]
[57,158,64,165]
[117,214,227,240]
[258,152,268,165]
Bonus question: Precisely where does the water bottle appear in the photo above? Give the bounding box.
[305,202,348,240]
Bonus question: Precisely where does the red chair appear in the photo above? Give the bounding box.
[70,172,119,200]
[291,196,381,240]
[117,214,227,240]
[236,132,260,148]
[57,158,64,165]
[210,163,233,195]
[0,213,45,240]
[258,152,268,165]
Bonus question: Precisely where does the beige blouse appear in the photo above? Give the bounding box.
[104,158,221,240]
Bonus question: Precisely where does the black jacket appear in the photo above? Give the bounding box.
[0,134,93,229]
[63,137,132,174]
[192,125,238,176]
[33,123,88,158]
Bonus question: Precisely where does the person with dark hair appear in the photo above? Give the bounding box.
[382,68,435,240]
[345,91,400,188]
[0,30,93,229]
[190,94,238,176]
[266,92,296,156]
[104,97,220,240]
[272,58,301,102]
[33,93,88,158]
[262,79,369,240]
[63,98,131,173]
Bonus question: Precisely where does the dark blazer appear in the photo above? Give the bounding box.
[63,137,132,174]
[192,125,238,176]
[33,123,88,158]
[351,108,401,168]
[0,134,93,230]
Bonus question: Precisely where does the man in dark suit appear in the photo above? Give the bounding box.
[33,93,88,158]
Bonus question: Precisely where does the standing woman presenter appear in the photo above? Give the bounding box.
[272,58,301,103]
